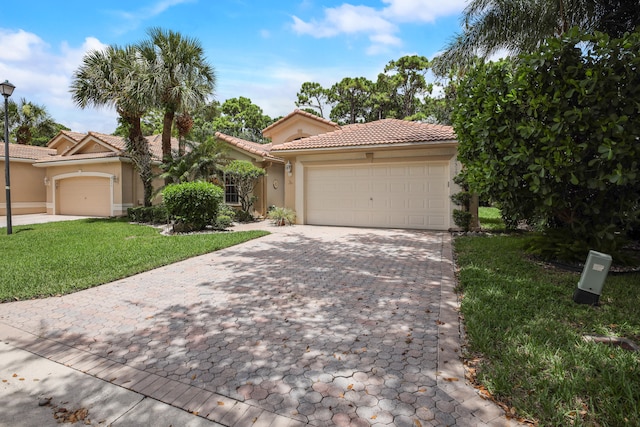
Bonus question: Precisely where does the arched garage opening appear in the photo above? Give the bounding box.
[53,172,115,217]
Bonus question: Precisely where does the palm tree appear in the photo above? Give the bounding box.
[436,0,640,72]
[70,45,155,206]
[138,27,216,164]
[160,137,226,184]
[0,98,58,145]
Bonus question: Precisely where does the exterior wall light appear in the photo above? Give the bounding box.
[285,160,293,176]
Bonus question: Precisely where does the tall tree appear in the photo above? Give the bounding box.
[214,97,273,142]
[295,82,331,118]
[436,0,640,72]
[139,27,216,164]
[382,55,432,119]
[328,77,373,124]
[71,45,155,206]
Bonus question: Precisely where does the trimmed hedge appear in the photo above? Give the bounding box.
[127,205,169,224]
[163,181,224,231]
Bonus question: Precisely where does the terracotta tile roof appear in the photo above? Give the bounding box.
[59,132,178,161]
[59,130,86,142]
[215,132,283,162]
[35,151,124,164]
[271,119,457,152]
[87,131,128,151]
[0,142,57,160]
[262,109,339,135]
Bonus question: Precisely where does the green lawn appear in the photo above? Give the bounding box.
[0,219,268,301]
[455,234,640,426]
[478,206,506,230]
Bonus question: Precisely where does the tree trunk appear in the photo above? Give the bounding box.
[162,110,174,162]
[126,117,154,207]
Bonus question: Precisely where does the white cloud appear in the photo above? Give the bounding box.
[0,28,116,133]
[0,29,48,62]
[292,4,399,54]
[381,0,467,23]
[292,0,466,55]
[110,0,195,34]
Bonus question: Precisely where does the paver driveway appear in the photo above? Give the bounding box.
[0,225,511,426]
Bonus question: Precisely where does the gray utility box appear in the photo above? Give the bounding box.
[573,250,612,305]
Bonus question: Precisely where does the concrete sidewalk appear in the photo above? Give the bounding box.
[1,333,222,427]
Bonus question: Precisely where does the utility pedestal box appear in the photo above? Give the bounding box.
[573,250,612,305]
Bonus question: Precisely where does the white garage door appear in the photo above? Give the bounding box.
[306,162,450,230]
[58,177,111,217]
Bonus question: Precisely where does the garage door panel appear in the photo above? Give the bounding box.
[58,177,110,217]
[306,162,450,230]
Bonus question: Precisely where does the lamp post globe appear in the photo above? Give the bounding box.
[1,80,15,235]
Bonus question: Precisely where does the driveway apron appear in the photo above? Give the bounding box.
[0,226,514,426]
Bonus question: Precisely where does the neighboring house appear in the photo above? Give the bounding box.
[0,142,56,215]
[268,111,461,231]
[2,109,462,230]
[33,131,171,217]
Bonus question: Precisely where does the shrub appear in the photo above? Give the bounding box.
[454,29,640,255]
[214,204,236,230]
[163,181,224,231]
[127,205,168,224]
[453,209,472,231]
[267,207,296,226]
[220,160,266,213]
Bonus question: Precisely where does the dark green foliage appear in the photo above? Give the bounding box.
[220,160,266,217]
[214,204,236,229]
[451,191,472,207]
[454,29,640,261]
[451,173,473,231]
[453,209,472,231]
[127,205,169,224]
[163,181,224,231]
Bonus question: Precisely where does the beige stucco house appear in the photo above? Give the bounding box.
[3,109,462,230]
[2,129,285,218]
[0,142,56,215]
[267,110,461,230]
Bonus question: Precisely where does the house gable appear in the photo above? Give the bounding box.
[47,130,85,155]
[262,109,340,144]
[65,132,124,157]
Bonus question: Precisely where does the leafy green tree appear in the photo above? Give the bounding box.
[71,45,155,206]
[160,138,226,184]
[220,160,265,216]
[453,29,640,259]
[382,55,432,119]
[139,27,216,164]
[328,77,373,124]
[0,98,66,146]
[214,97,273,142]
[295,82,331,118]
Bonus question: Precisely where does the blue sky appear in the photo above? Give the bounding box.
[1,0,466,134]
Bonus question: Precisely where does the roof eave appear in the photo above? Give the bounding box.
[271,139,458,155]
[33,156,131,167]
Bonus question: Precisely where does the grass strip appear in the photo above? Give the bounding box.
[455,234,640,426]
[0,218,268,301]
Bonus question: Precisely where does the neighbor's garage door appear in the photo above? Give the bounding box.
[306,162,450,230]
[58,177,111,216]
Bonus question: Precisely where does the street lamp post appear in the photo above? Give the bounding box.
[1,80,15,235]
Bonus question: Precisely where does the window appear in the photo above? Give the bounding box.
[225,176,239,204]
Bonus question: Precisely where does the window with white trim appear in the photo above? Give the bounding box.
[224,175,239,204]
